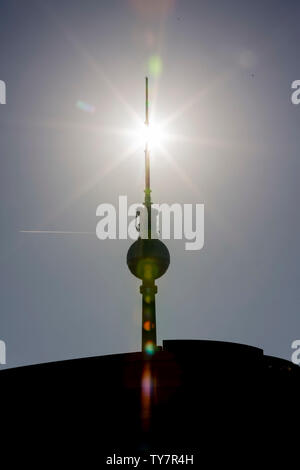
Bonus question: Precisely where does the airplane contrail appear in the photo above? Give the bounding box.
[20,230,95,235]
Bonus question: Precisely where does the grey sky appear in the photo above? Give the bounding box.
[0,0,299,368]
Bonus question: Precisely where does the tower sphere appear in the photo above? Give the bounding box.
[127,238,170,280]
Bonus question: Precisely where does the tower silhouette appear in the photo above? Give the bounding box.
[127,77,170,353]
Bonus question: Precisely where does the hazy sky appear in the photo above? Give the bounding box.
[0,0,299,368]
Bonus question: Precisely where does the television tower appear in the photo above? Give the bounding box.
[127,77,170,354]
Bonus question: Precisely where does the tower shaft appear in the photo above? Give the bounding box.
[143,78,156,351]
[141,281,157,352]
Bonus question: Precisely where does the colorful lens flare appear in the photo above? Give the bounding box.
[76,100,96,113]
[144,341,155,355]
[148,55,163,77]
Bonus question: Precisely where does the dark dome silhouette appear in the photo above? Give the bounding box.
[127,238,170,280]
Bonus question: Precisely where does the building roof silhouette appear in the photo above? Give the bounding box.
[1,339,299,465]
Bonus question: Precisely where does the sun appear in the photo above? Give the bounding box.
[137,122,164,150]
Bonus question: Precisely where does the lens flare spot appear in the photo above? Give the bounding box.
[76,100,96,113]
[148,55,163,77]
[145,341,155,355]
[144,263,153,280]
[141,362,153,430]
[143,321,151,331]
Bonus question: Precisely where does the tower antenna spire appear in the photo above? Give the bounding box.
[145,76,149,126]
[144,76,151,235]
